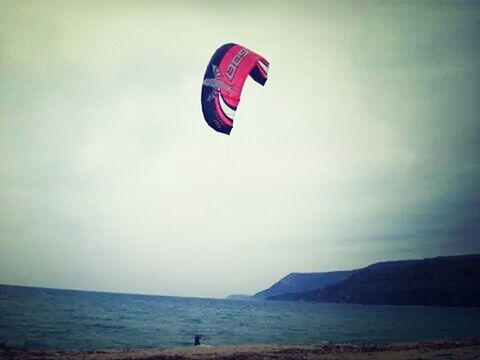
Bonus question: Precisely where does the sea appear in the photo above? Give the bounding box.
[1,284,479,349]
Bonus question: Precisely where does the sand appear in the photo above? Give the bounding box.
[1,338,479,360]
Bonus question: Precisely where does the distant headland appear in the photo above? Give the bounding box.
[228,254,480,307]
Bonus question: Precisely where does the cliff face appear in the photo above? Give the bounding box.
[270,255,480,307]
[254,271,356,299]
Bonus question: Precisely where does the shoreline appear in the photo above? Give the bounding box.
[1,338,479,360]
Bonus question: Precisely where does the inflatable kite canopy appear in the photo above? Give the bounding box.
[201,43,269,135]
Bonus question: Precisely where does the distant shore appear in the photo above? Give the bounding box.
[1,338,479,360]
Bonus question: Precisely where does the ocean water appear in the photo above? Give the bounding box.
[1,285,479,349]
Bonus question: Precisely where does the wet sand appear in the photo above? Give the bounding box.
[1,338,479,359]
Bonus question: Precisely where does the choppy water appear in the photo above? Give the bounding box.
[1,285,479,349]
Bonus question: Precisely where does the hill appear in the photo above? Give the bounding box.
[254,270,356,299]
[270,255,480,307]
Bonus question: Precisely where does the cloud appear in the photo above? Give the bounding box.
[1,1,479,297]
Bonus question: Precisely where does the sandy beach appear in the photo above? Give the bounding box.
[1,338,479,360]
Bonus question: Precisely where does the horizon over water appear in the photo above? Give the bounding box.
[0,283,226,301]
[1,284,479,349]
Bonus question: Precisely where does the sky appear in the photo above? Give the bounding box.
[1,1,479,298]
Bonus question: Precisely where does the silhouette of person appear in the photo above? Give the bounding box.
[194,335,202,346]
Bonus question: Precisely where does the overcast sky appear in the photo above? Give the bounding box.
[1,1,479,298]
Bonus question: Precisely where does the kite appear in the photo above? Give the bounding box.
[201,43,269,135]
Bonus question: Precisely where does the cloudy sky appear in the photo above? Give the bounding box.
[1,1,479,298]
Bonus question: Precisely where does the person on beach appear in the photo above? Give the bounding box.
[194,335,203,346]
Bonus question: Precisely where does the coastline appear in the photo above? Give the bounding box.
[1,338,479,360]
